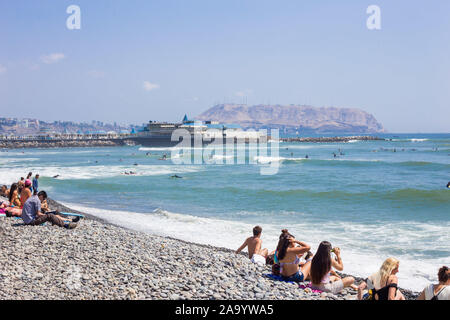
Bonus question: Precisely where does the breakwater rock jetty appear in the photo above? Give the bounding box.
[0,138,137,149]
[279,136,385,143]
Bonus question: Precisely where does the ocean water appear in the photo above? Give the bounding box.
[1,133,449,292]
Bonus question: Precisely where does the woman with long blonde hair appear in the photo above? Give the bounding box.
[358,257,405,300]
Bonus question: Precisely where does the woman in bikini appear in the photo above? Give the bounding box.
[310,241,355,294]
[4,183,22,217]
[275,229,312,283]
[357,257,405,300]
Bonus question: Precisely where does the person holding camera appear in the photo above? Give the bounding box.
[310,241,355,294]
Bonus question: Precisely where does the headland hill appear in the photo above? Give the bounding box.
[0,104,386,149]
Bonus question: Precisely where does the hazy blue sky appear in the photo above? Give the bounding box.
[1,0,449,132]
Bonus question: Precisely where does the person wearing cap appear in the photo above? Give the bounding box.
[20,179,33,209]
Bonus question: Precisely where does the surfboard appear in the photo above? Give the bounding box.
[59,212,85,219]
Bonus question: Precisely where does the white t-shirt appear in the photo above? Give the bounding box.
[424,284,450,300]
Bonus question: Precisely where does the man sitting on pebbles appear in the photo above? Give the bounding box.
[236,226,269,265]
[20,191,79,229]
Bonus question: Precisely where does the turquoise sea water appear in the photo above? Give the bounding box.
[1,133,449,291]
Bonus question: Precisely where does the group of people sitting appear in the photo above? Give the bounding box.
[0,173,80,229]
[236,226,449,300]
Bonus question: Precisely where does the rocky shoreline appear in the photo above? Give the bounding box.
[0,139,135,149]
[0,196,419,300]
[0,136,384,149]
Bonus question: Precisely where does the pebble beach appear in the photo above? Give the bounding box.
[0,197,419,300]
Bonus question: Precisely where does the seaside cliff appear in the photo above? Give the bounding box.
[0,197,419,300]
[197,104,385,134]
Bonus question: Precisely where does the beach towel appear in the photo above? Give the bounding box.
[299,283,323,293]
[263,273,323,293]
[264,273,295,283]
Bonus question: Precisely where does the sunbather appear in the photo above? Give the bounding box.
[19,179,32,208]
[310,241,355,294]
[236,226,269,265]
[20,191,78,229]
[0,185,8,197]
[417,266,449,300]
[357,257,405,300]
[274,229,312,282]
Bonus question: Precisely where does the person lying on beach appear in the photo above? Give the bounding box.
[20,191,78,229]
[417,266,450,300]
[0,199,9,209]
[310,241,355,294]
[236,226,269,265]
[357,257,405,300]
[274,229,312,282]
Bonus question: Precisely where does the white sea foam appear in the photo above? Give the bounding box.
[391,138,429,142]
[0,164,202,183]
[253,156,305,164]
[0,158,40,164]
[59,202,449,292]
[410,139,429,142]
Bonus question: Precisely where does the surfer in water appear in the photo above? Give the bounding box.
[447,182,450,189]
[171,175,182,179]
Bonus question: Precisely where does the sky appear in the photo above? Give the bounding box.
[0,0,449,132]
